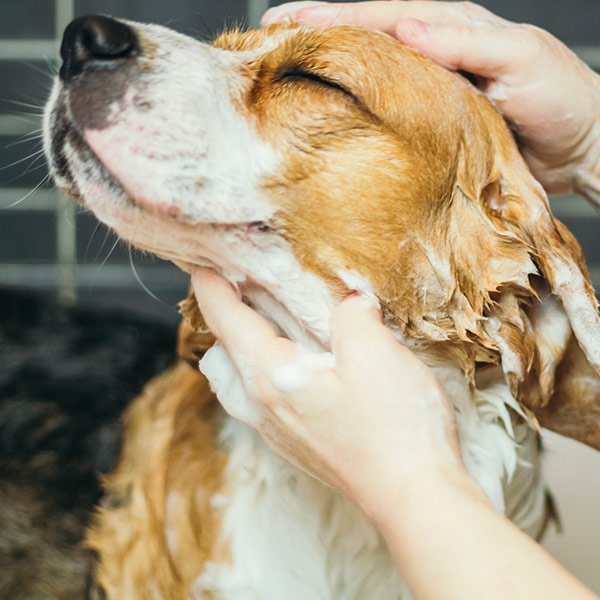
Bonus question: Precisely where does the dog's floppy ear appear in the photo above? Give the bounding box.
[460,113,600,448]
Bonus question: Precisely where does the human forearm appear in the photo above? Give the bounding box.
[366,467,598,600]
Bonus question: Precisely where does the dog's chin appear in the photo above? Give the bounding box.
[51,128,280,280]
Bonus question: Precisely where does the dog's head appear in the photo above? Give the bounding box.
[44,16,600,438]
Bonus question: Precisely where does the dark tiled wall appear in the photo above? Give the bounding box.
[474,0,600,45]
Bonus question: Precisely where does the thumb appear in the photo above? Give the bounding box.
[330,295,410,373]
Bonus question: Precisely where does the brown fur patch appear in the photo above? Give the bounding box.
[178,290,217,367]
[88,362,228,598]
[539,335,600,449]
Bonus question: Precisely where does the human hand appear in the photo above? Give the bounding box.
[263,1,600,203]
[191,266,465,519]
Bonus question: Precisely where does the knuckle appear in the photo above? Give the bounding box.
[520,24,555,54]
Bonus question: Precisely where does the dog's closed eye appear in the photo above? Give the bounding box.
[277,66,351,96]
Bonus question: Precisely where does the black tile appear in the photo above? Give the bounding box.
[0,61,52,121]
[75,286,187,326]
[0,1,55,39]
[0,212,56,261]
[0,135,50,190]
[475,0,599,46]
[73,0,247,40]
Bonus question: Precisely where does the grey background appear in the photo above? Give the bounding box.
[1,1,600,593]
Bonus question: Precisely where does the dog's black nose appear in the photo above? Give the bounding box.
[59,15,137,83]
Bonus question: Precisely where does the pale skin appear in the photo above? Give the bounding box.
[192,2,600,598]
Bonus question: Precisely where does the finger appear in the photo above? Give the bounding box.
[330,295,409,372]
[263,1,499,34]
[394,18,527,78]
[261,1,328,26]
[191,267,293,367]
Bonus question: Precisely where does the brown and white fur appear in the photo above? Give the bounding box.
[44,17,600,599]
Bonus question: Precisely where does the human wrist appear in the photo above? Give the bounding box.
[358,460,489,536]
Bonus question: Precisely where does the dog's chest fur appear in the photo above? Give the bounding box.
[194,419,408,600]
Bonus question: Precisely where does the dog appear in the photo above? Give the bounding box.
[44,15,600,599]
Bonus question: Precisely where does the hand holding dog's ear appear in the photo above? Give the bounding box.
[264,0,600,204]
[191,267,464,514]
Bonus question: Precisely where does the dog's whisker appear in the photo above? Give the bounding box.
[4,129,44,148]
[84,221,104,262]
[22,60,56,80]
[21,155,49,178]
[96,237,121,272]
[42,55,59,77]
[128,247,171,307]
[0,147,46,172]
[93,226,116,264]
[3,98,46,113]
[3,173,52,209]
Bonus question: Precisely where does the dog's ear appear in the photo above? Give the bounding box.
[457,111,600,448]
[177,290,216,367]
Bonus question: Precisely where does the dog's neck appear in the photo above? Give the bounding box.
[194,237,544,517]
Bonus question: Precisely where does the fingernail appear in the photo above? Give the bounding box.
[348,291,381,314]
[261,1,329,26]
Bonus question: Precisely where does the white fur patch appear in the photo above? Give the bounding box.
[550,257,600,370]
[81,23,279,226]
[192,419,410,600]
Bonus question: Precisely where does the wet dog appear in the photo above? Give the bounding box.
[44,16,600,599]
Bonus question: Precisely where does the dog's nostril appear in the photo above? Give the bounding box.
[59,15,137,83]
